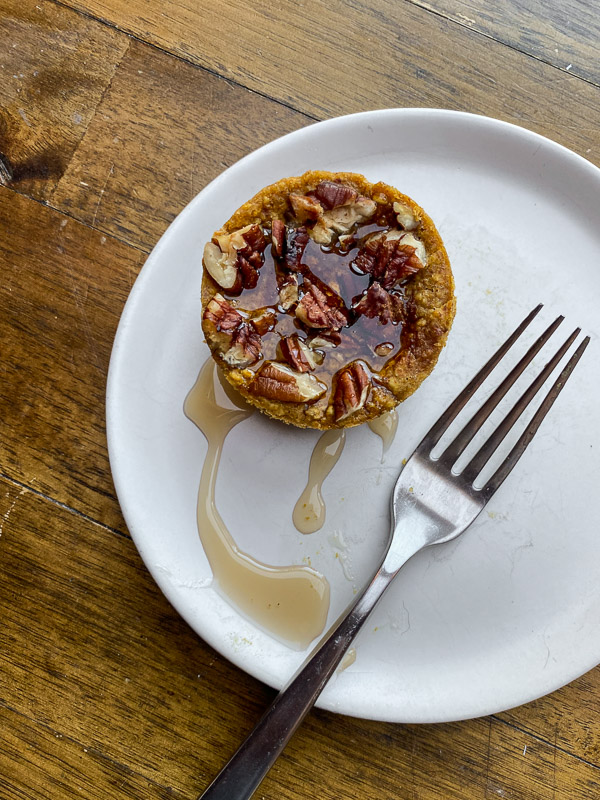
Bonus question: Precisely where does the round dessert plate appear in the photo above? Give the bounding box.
[107,109,600,723]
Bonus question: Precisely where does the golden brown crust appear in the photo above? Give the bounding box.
[201,170,456,430]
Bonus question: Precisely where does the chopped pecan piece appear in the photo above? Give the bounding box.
[241,224,266,252]
[205,224,266,291]
[353,282,405,324]
[236,224,267,289]
[388,230,427,264]
[203,293,243,333]
[248,362,326,403]
[312,180,358,210]
[284,226,310,271]
[279,334,321,372]
[338,233,355,250]
[203,242,241,292]
[332,362,371,422]
[278,276,299,310]
[249,306,278,335]
[308,330,341,349]
[289,194,323,223]
[271,219,285,258]
[393,200,418,231]
[222,322,262,368]
[352,232,424,289]
[296,279,348,330]
[312,196,377,245]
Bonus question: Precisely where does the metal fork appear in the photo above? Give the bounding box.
[198,305,589,800]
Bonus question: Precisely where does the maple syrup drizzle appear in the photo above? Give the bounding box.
[367,409,399,458]
[292,429,347,534]
[185,359,330,648]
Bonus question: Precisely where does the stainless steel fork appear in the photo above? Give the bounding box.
[198,305,589,800]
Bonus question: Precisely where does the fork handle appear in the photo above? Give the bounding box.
[197,538,423,800]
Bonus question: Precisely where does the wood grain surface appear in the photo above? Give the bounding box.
[1,0,600,796]
[47,0,600,165]
[0,0,128,200]
[413,0,600,86]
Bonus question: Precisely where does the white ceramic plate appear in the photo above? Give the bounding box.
[107,109,600,723]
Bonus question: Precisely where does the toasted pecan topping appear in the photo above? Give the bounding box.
[333,362,371,421]
[312,180,358,210]
[280,334,321,372]
[296,279,348,330]
[278,275,299,310]
[205,224,266,291]
[223,322,262,368]
[352,233,423,289]
[308,330,342,350]
[248,362,326,403]
[284,226,310,271]
[289,194,323,223]
[312,196,377,245]
[235,224,267,289]
[203,294,242,333]
[242,224,266,252]
[338,233,355,250]
[353,282,405,324]
[249,307,278,335]
[393,200,418,231]
[271,219,285,258]
[203,242,241,291]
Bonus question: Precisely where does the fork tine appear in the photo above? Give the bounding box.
[419,305,542,453]
[437,314,564,467]
[480,335,590,499]
[461,327,580,484]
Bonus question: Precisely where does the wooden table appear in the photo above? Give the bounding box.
[1,0,599,797]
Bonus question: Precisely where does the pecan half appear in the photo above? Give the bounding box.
[312,196,377,245]
[222,322,262,368]
[312,180,358,210]
[353,282,405,324]
[279,334,321,372]
[296,279,348,330]
[247,362,326,403]
[352,232,424,289]
[332,362,371,422]
[289,194,323,223]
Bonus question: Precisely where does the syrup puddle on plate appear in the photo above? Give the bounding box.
[185,359,330,649]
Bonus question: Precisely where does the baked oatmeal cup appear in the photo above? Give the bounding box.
[201,170,455,429]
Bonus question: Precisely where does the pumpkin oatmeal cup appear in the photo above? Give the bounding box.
[201,170,455,429]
